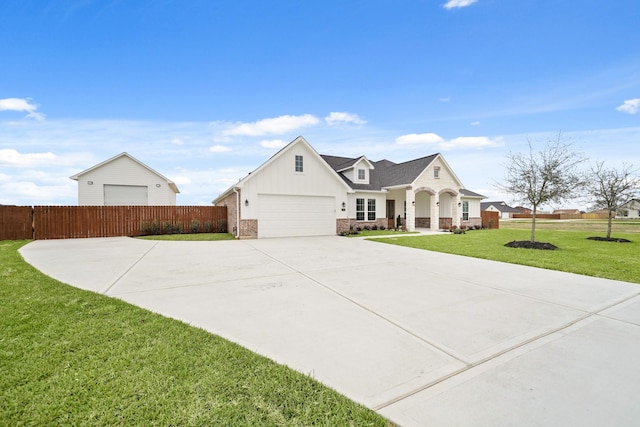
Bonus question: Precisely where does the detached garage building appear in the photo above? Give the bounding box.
[70,152,179,206]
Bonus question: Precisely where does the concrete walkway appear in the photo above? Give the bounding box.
[20,236,640,426]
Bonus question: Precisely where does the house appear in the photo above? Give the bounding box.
[515,206,532,214]
[481,201,520,219]
[213,136,486,238]
[616,199,640,219]
[70,152,179,206]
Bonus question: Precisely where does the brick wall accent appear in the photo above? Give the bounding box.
[461,217,482,228]
[239,219,257,239]
[338,218,387,233]
[216,191,239,237]
[415,217,430,228]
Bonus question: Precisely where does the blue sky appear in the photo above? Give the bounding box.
[1,0,639,208]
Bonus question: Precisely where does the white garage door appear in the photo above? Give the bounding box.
[104,185,148,206]
[258,194,336,238]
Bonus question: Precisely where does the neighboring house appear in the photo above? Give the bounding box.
[616,199,640,219]
[70,152,179,206]
[213,136,486,238]
[481,201,520,219]
[515,206,532,214]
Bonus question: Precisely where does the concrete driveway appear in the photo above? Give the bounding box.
[20,236,640,426]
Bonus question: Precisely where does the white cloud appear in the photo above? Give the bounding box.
[395,133,502,150]
[325,112,366,126]
[616,98,640,114]
[0,97,45,120]
[260,139,287,149]
[223,114,320,137]
[440,97,451,102]
[443,0,478,9]
[440,136,503,150]
[395,133,445,145]
[0,149,57,167]
[171,138,184,145]
[209,144,232,153]
[471,121,481,126]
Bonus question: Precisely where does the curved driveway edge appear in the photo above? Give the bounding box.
[20,236,640,426]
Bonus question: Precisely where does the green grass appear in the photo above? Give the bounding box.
[137,232,236,241]
[0,240,390,426]
[371,228,639,284]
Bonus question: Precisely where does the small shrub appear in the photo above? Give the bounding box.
[204,220,214,233]
[459,225,467,230]
[218,219,228,233]
[174,221,183,234]
[363,225,371,231]
[190,219,201,234]
[163,221,174,235]
[453,228,466,234]
[372,224,378,230]
[140,221,151,236]
[150,219,161,235]
[356,227,362,232]
[380,225,386,230]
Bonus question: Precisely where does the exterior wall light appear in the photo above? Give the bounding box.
[436,201,440,206]
[87,181,93,185]
[156,184,161,187]
[412,200,415,206]
[245,199,249,207]
[458,202,462,207]
[341,202,346,211]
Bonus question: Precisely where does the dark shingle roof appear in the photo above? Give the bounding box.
[460,189,486,198]
[321,153,438,191]
[481,201,520,212]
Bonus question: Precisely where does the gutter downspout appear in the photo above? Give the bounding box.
[232,187,240,239]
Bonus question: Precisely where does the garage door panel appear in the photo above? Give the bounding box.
[258,195,335,238]
[104,185,148,206]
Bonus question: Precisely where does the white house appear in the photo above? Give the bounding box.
[616,199,640,219]
[213,136,485,238]
[481,201,520,219]
[70,152,179,206]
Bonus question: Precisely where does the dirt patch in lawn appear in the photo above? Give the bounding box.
[504,240,559,250]
[586,236,632,243]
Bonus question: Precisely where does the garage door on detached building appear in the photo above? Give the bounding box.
[258,194,336,238]
[104,185,148,206]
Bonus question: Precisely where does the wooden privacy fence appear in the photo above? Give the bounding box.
[0,205,227,240]
[481,211,500,229]
[0,206,34,240]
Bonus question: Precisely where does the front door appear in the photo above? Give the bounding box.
[386,200,395,229]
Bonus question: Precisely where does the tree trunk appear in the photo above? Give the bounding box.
[530,205,537,243]
[607,209,613,239]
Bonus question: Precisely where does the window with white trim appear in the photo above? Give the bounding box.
[356,198,365,220]
[434,166,440,178]
[295,155,303,172]
[367,199,376,221]
[357,168,365,180]
[462,201,469,221]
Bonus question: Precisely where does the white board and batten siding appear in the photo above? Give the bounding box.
[76,155,176,206]
[239,139,349,238]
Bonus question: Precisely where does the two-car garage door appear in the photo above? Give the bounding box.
[258,194,336,238]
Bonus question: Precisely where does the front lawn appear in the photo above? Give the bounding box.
[370,229,639,284]
[0,240,389,426]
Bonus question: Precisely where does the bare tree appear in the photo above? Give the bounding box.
[497,133,586,243]
[587,161,638,239]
